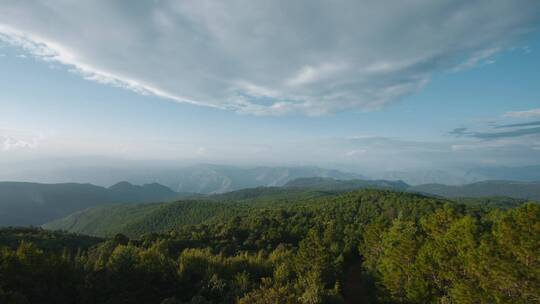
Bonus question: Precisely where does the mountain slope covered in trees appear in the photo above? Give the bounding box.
[43,179,537,237]
[3,176,537,227]
[43,200,244,238]
[43,187,338,237]
[2,189,538,303]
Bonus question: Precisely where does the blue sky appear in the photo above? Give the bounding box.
[0,1,539,172]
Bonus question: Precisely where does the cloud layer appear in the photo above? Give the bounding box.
[0,1,539,114]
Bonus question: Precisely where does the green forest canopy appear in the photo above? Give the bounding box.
[1,189,539,303]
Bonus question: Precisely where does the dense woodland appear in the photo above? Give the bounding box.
[0,189,538,303]
[44,184,531,238]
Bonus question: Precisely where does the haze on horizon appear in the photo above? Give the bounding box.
[1,0,540,179]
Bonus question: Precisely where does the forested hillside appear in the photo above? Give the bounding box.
[43,200,244,238]
[43,187,337,237]
[3,177,537,227]
[0,181,186,226]
[44,180,535,237]
[1,189,538,303]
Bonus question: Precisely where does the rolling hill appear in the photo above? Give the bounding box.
[37,177,540,236]
[44,177,538,238]
[43,186,338,237]
[43,188,442,238]
[43,200,240,237]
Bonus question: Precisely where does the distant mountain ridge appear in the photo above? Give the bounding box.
[372,165,540,185]
[108,181,180,202]
[125,164,364,193]
[285,177,540,201]
[224,179,536,209]
[0,181,186,226]
[1,163,363,194]
[284,177,409,191]
[409,180,540,201]
[0,165,362,226]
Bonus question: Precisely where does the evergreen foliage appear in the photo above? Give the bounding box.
[1,189,538,303]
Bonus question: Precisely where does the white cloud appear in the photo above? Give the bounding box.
[2,138,33,150]
[0,128,49,152]
[1,135,39,151]
[452,48,501,72]
[286,63,345,87]
[345,149,367,156]
[0,1,538,115]
[504,108,540,118]
[0,24,209,108]
[197,147,207,155]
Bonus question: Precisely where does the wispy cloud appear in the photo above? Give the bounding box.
[0,1,538,115]
[452,47,500,72]
[0,24,211,108]
[345,149,367,157]
[449,118,540,140]
[473,127,540,139]
[504,108,540,118]
[496,120,540,128]
[448,127,471,137]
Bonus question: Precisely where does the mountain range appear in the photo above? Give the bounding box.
[1,162,363,193]
[0,181,186,226]
[410,180,540,201]
[0,165,362,226]
[145,164,363,193]
[371,165,540,185]
[284,177,409,191]
[4,158,540,186]
[288,177,540,201]
[2,167,540,228]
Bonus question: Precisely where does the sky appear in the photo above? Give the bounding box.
[0,0,540,173]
